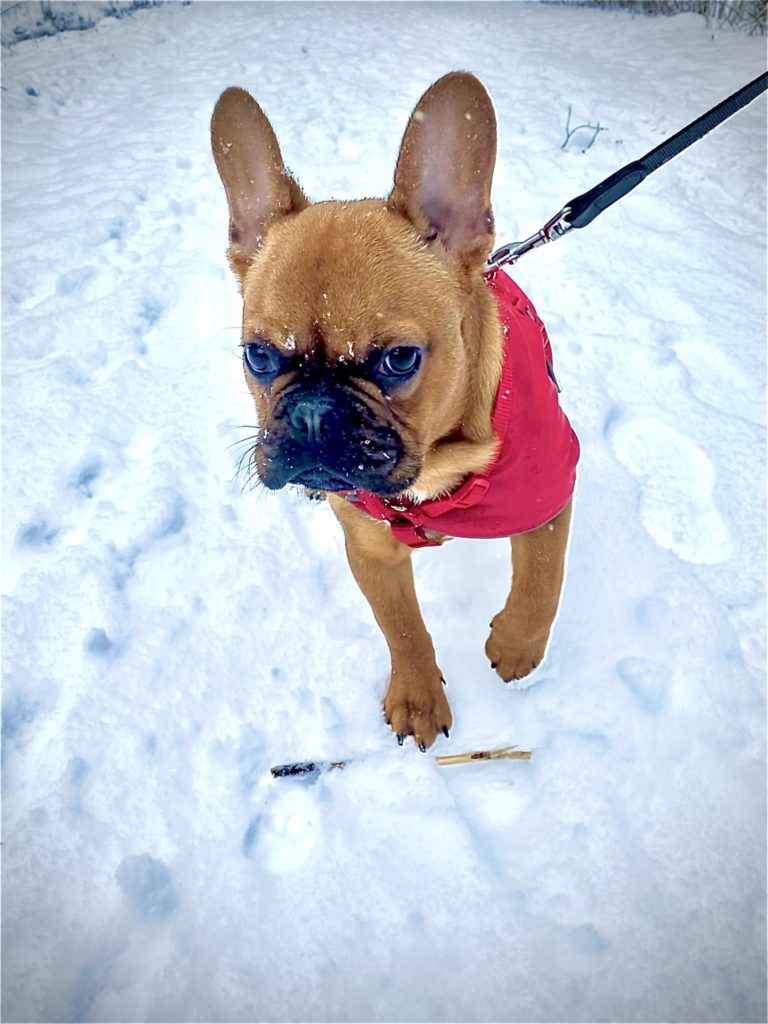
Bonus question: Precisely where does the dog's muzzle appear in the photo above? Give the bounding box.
[258,384,417,495]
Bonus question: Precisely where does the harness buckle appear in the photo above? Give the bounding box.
[484,206,573,273]
[453,476,490,509]
[421,475,490,517]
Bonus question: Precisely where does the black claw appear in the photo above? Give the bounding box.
[397,734,405,747]
[441,676,446,686]
[418,743,427,753]
[442,726,450,739]
[491,661,498,669]
[385,718,391,726]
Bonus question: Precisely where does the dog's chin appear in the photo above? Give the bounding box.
[260,461,418,497]
[292,468,356,491]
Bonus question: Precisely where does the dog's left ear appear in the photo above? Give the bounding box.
[389,72,497,269]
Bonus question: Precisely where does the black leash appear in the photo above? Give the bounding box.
[486,71,768,270]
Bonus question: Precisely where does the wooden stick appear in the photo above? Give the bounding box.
[435,745,532,766]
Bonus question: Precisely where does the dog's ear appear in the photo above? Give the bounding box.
[389,72,496,269]
[211,87,308,284]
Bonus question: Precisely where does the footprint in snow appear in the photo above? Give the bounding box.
[253,785,321,873]
[115,854,179,918]
[56,266,97,296]
[72,455,104,498]
[16,520,58,547]
[608,416,732,565]
[616,656,670,714]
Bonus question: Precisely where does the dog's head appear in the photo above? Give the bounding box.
[211,73,499,496]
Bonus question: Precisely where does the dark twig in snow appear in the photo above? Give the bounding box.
[561,104,609,152]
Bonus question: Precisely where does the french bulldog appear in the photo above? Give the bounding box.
[211,72,578,749]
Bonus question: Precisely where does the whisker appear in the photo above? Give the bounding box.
[238,461,255,495]
[227,434,262,452]
[236,448,253,478]
[237,442,258,476]
[241,455,264,495]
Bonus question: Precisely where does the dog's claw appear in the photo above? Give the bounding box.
[418,743,427,753]
[486,611,550,683]
[384,664,453,751]
[442,726,450,739]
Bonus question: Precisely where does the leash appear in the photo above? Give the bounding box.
[486,71,768,270]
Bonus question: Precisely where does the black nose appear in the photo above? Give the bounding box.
[288,396,336,445]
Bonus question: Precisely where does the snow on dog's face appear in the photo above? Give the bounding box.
[211,75,500,496]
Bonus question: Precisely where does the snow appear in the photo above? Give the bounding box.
[2,2,766,1021]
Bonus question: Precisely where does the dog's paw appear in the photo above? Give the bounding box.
[485,610,550,683]
[383,664,452,751]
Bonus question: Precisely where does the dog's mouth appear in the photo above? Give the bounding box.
[269,457,418,496]
[290,467,356,491]
[256,439,420,495]
[253,382,422,496]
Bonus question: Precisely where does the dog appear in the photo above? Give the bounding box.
[211,72,579,750]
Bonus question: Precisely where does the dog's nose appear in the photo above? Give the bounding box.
[288,396,336,445]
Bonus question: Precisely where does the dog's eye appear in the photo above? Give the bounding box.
[243,343,281,377]
[377,346,423,380]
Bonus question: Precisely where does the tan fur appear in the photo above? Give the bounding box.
[211,73,574,749]
[234,199,503,496]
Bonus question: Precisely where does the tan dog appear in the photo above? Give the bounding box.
[211,73,574,750]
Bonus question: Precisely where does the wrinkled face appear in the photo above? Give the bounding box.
[211,73,498,495]
[240,202,469,495]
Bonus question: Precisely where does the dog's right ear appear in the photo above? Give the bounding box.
[211,87,308,285]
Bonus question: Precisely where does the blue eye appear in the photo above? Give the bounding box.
[243,343,281,377]
[378,346,422,380]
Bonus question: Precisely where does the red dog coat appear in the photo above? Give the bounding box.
[344,270,580,548]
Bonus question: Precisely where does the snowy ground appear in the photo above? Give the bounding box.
[2,3,766,1022]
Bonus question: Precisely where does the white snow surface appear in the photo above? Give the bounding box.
[2,3,766,1022]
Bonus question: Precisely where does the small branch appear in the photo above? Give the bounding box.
[435,745,532,766]
[562,104,609,152]
[271,744,533,778]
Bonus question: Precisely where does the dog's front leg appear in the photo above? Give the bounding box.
[328,496,452,750]
[486,499,573,682]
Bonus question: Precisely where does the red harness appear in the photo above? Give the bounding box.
[344,270,580,548]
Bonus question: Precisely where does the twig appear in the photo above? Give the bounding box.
[435,744,532,766]
[561,104,609,152]
[271,744,532,778]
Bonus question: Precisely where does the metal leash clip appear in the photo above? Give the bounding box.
[484,205,573,272]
